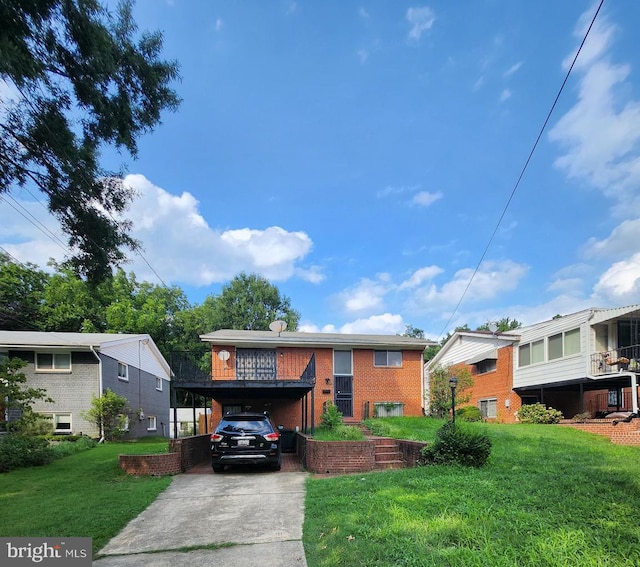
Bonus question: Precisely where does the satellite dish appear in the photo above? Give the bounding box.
[488,322,498,334]
[269,320,287,335]
[218,350,230,361]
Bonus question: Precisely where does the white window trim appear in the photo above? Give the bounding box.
[42,412,72,433]
[147,415,157,431]
[35,352,72,373]
[117,362,129,382]
[155,377,163,391]
[479,398,498,419]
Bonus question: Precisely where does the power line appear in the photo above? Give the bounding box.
[437,0,606,339]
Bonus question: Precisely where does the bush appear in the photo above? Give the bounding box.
[0,434,54,472]
[419,422,492,468]
[456,406,483,422]
[320,402,343,430]
[313,425,365,441]
[50,436,97,459]
[517,403,563,424]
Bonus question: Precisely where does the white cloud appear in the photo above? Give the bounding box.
[499,89,512,102]
[358,7,369,19]
[549,9,640,210]
[472,76,484,92]
[583,218,640,259]
[336,275,390,313]
[399,266,443,289]
[0,174,316,287]
[406,6,435,41]
[411,191,442,207]
[592,253,640,302]
[299,313,405,335]
[357,49,369,63]
[504,62,523,77]
[215,18,224,32]
[407,260,529,311]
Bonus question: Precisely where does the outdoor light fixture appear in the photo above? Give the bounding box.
[449,376,458,425]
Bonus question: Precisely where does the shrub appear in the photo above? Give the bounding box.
[50,436,97,459]
[517,403,563,424]
[313,425,365,441]
[320,402,343,430]
[457,406,483,422]
[419,422,492,468]
[0,434,54,472]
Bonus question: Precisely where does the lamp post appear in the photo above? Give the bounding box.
[449,376,458,425]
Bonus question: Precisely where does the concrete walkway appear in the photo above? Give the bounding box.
[94,463,308,567]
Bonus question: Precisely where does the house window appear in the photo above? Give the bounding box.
[333,350,352,375]
[156,377,163,391]
[549,328,581,360]
[479,399,497,419]
[518,339,544,367]
[36,352,71,372]
[41,412,72,434]
[121,415,130,432]
[374,350,402,367]
[476,359,497,374]
[608,389,621,407]
[117,362,128,381]
[236,349,276,380]
[147,416,157,431]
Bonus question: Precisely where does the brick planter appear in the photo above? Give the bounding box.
[119,452,181,476]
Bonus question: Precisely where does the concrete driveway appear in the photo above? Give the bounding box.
[94,466,308,567]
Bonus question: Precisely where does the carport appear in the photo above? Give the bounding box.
[169,351,315,438]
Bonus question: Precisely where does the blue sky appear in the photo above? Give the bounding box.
[2,1,640,340]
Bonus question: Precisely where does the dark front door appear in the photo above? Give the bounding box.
[334,375,353,417]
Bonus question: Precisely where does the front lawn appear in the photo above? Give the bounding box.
[304,418,640,567]
[0,438,171,557]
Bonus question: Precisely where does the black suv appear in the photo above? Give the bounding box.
[210,412,282,473]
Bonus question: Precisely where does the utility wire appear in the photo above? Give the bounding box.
[437,0,606,340]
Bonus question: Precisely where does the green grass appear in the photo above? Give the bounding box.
[304,417,640,567]
[313,425,366,441]
[0,437,172,558]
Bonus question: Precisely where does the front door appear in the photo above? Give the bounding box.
[334,375,353,417]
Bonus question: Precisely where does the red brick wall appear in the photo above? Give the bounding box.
[560,419,640,446]
[119,452,181,476]
[456,345,521,423]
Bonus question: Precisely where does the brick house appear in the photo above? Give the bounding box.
[426,305,640,422]
[172,330,431,433]
[0,331,172,438]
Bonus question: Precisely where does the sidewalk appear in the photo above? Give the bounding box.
[94,457,308,567]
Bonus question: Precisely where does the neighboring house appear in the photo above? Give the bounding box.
[0,331,172,438]
[426,305,640,422]
[172,330,431,433]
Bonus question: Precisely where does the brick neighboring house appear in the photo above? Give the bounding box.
[426,305,640,423]
[173,330,432,433]
[0,331,172,438]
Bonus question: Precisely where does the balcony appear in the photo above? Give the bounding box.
[590,345,640,376]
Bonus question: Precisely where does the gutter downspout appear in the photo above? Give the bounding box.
[90,346,105,443]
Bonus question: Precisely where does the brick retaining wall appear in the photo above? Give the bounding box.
[119,452,181,476]
[560,419,640,446]
[169,434,210,470]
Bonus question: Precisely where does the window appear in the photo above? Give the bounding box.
[147,416,157,431]
[374,350,402,367]
[479,399,497,419]
[519,339,544,367]
[156,377,163,391]
[117,362,128,381]
[476,359,497,374]
[236,349,276,380]
[608,389,621,407]
[36,352,71,371]
[549,328,581,360]
[333,350,352,375]
[41,412,72,433]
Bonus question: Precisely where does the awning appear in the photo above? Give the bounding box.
[466,349,498,365]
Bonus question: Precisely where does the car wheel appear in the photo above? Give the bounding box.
[271,461,281,471]
[212,464,224,473]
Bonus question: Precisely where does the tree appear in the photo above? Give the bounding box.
[210,273,300,331]
[401,324,425,339]
[427,364,473,418]
[0,356,53,432]
[0,252,49,330]
[82,388,129,440]
[0,0,180,282]
[477,317,522,332]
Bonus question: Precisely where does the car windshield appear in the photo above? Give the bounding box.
[217,419,271,435]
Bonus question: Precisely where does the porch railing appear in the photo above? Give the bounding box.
[590,345,640,376]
